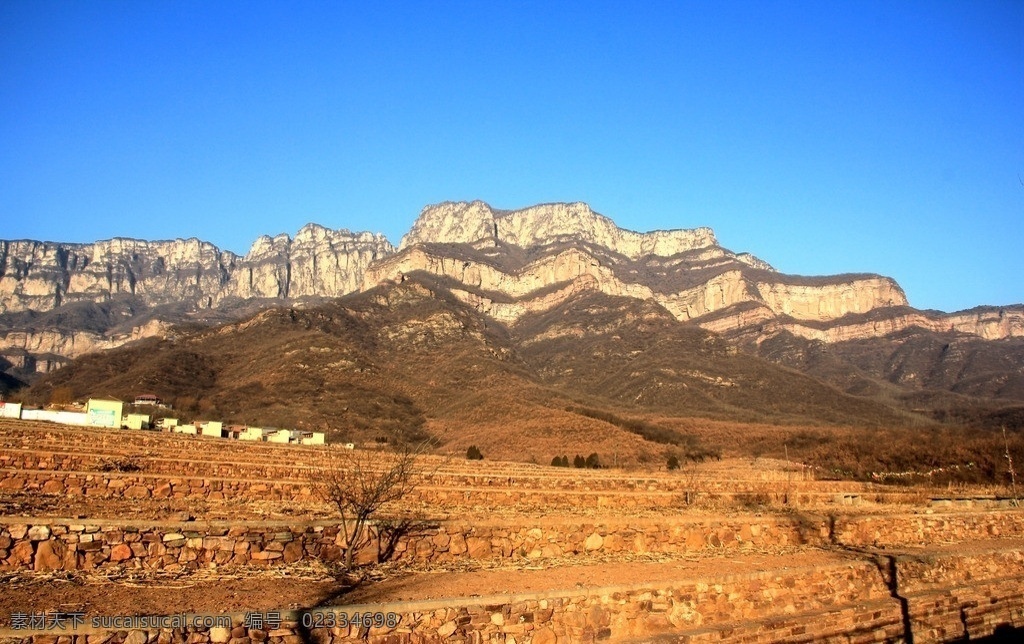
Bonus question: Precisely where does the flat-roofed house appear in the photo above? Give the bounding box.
[299,431,326,445]
[239,427,267,441]
[124,413,151,430]
[266,429,292,444]
[0,402,22,419]
[86,399,123,428]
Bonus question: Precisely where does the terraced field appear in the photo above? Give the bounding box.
[1,418,1022,643]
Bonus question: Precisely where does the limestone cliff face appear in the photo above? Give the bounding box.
[754,278,907,322]
[1,200,1019,383]
[0,319,169,368]
[0,225,393,314]
[0,238,235,313]
[378,201,1024,346]
[0,226,392,369]
[375,200,908,334]
[775,306,1024,343]
[401,201,720,259]
[369,242,906,329]
[223,225,393,301]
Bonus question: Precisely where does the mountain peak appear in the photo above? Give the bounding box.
[401,201,718,259]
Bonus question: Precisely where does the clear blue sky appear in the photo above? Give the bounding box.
[1,0,1021,312]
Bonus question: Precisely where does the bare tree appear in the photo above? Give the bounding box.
[316,441,432,572]
[1003,425,1019,507]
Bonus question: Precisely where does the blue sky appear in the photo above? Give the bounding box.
[1,0,1021,312]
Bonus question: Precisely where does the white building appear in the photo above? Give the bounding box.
[266,429,292,444]
[299,431,326,445]
[239,427,267,441]
[0,402,22,419]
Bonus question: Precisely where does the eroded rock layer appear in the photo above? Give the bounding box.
[0,225,393,313]
[1,201,1020,386]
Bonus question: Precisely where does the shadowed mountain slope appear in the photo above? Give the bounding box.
[21,277,939,463]
[3,201,1021,434]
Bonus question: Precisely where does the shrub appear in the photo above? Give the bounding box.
[316,442,428,571]
[466,445,484,460]
[585,453,601,469]
[573,454,586,468]
[97,456,142,473]
[667,455,680,470]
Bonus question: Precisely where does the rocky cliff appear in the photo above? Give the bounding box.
[402,201,756,263]
[0,224,392,313]
[385,202,1021,345]
[365,243,906,327]
[0,225,392,375]
[1,201,1020,386]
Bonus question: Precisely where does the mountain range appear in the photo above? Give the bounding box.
[3,201,1023,455]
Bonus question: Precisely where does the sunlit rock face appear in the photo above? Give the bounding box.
[401,201,720,259]
[0,229,393,365]
[0,238,233,313]
[1,200,1020,378]
[223,225,393,301]
[379,201,920,336]
[0,228,393,313]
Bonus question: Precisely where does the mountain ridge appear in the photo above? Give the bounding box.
[2,202,1021,401]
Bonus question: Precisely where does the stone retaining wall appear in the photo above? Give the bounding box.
[3,512,1022,573]
[1,549,1022,643]
[835,511,1024,547]
[0,448,872,495]
[0,517,815,573]
[0,467,937,511]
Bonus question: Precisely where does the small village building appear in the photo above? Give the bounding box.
[266,429,292,444]
[123,413,151,430]
[200,421,223,438]
[239,427,266,441]
[299,431,326,445]
[176,424,198,435]
[133,394,162,406]
[0,402,22,419]
[86,399,123,428]
[158,417,179,430]
[225,425,247,439]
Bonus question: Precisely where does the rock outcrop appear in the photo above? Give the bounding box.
[0,225,393,313]
[402,201,726,261]
[375,202,909,331]
[0,319,168,373]
[366,243,906,328]
[1,201,1020,384]
[0,238,234,314]
[0,226,392,370]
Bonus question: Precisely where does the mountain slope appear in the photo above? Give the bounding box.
[3,200,1021,421]
[512,292,918,427]
[22,276,941,462]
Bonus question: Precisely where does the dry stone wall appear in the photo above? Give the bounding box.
[0,517,811,573]
[2,548,1022,643]
[0,465,949,510]
[4,511,1023,573]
